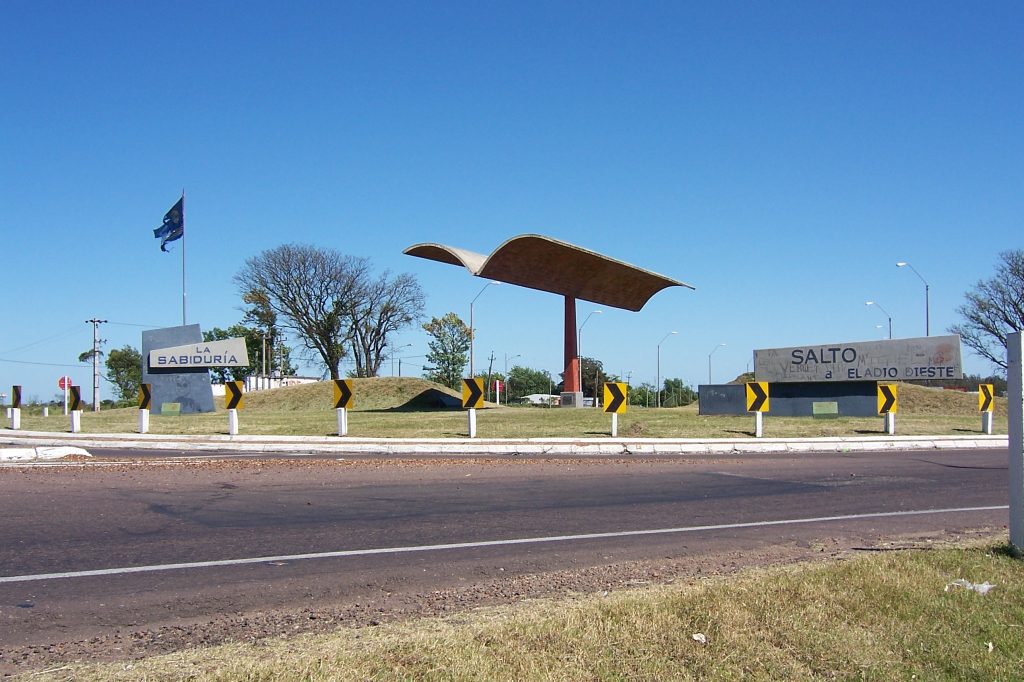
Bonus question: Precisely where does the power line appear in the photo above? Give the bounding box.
[0,324,82,355]
[0,358,81,368]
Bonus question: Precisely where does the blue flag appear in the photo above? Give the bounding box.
[153,197,184,252]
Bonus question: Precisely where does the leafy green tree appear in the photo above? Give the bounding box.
[555,356,610,400]
[423,313,470,389]
[202,325,295,383]
[104,345,142,404]
[950,249,1024,371]
[507,366,554,401]
[203,326,256,383]
[661,378,698,407]
[628,382,657,407]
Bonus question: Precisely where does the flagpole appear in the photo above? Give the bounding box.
[181,189,187,326]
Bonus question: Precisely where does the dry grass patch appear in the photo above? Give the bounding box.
[35,542,1024,681]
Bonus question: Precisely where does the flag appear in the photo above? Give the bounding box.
[153,196,184,252]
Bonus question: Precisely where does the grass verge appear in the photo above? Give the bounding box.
[30,541,1024,681]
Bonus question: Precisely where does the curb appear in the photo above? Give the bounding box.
[0,430,1009,458]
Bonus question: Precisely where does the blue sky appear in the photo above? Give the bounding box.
[2,1,1021,403]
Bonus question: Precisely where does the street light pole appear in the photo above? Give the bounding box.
[469,281,500,378]
[708,342,726,384]
[865,301,892,340]
[391,343,412,376]
[656,331,678,408]
[503,353,521,405]
[577,310,602,399]
[896,262,930,336]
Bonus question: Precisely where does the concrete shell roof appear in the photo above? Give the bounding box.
[404,234,693,312]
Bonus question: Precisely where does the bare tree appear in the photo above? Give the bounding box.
[949,249,1024,371]
[235,244,424,379]
[234,244,369,379]
[349,271,425,377]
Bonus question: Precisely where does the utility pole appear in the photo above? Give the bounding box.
[85,318,107,411]
[485,351,496,401]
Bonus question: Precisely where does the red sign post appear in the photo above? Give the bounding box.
[58,375,72,415]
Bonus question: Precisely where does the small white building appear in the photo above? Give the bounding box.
[520,393,560,406]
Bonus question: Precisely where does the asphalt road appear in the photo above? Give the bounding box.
[0,447,1009,667]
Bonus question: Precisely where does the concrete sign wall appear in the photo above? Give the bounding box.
[141,325,216,415]
[754,335,962,383]
[699,382,878,417]
[149,337,250,369]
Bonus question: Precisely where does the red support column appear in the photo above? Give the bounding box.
[563,295,580,393]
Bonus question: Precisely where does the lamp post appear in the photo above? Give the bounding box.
[896,262,930,336]
[469,281,501,377]
[577,310,602,399]
[708,342,726,384]
[503,353,521,404]
[390,343,412,376]
[656,331,678,408]
[865,301,892,339]
[397,355,426,377]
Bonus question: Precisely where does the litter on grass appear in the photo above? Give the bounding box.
[945,579,996,595]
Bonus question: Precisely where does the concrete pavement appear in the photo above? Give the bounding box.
[0,428,1009,460]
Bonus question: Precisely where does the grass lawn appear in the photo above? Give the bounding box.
[12,378,1007,439]
[34,540,1024,681]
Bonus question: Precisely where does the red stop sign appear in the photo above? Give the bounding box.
[58,375,72,390]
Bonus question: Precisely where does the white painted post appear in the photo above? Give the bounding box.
[228,408,239,436]
[10,408,20,430]
[70,410,82,433]
[755,411,763,438]
[138,408,150,434]
[1007,332,1023,551]
[468,408,477,438]
[611,412,618,437]
[982,411,993,435]
[885,412,896,436]
[42,406,49,417]
[337,407,348,436]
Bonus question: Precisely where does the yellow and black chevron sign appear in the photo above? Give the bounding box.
[877,383,898,414]
[69,385,82,411]
[462,378,484,409]
[138,383,152,410]
[603,382,628,414]
[745,382,769,412]
[226,381,244,410]
[12,385,21,409]
[978,384,994,412]
[333,379,354,409]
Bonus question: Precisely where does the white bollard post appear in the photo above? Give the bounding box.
[1007,332,1023,551]
[10,408,20,430]
[337,407,348,436]
[138,408,150,434]
[228,408,239,436]
[754,411,763,438]
[42,406,49,417]
[611,412,618,438]
[70,410,82,433]
[982,411,993,435]
[885,412,896,436]
[468,408,477,438]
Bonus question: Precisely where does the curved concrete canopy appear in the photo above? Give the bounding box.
[404,234,693,312]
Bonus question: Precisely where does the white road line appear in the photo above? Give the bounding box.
[0,505,1007,584]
